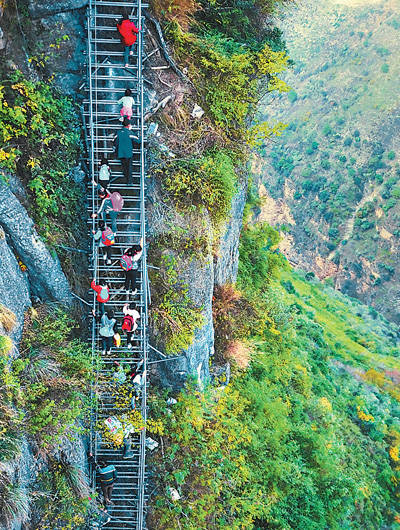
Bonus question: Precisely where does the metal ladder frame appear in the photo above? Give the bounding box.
[86,0,149,527]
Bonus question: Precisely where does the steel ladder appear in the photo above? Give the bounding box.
[85,0,149,527]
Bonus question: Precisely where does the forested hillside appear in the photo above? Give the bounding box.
[254,0,400,323]
[149,221,400,529]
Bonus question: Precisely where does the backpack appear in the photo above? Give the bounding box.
[110,192,124,212]
[120,254,133,271]
[122,314,134,332]
[99,164,110,182]
[99,286,109,302]
[101,227,115,246]
[113,333,121,347]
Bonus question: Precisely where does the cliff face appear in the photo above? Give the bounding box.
[0,175,71,341]
[147,160,247,387]
[214,179,248,287]
[0,228,31,342]
[0,178,71,300]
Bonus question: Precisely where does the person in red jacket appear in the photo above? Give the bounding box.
[116,14,139,68]
[91,278,110,316]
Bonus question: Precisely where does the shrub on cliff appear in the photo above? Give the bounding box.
[161,149,237,225]
[0,71,81,241]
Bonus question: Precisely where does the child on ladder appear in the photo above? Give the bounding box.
[116,13,139,68]
[97,157,113,189]
[92,220,115,266]
[119,88,135,121]
[121,302,140,349]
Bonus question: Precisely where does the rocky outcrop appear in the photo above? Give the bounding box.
[0,179,71,306]
[28,0,88,18]
[29,8,87,94]
[214,178,248,286]
[0,229,31,342]
[170,256,214,388]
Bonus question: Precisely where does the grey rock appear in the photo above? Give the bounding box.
[0,179,71,304]
[147,181,214,388]
[71,165,86,184]
[214,177,248,286]
[28,0,88,18]
[0,228,31,342]
[160,256,214,388]
[182,257,214,387]
[147,122,159,137]
[0,27,5,51]
[33,9,87,94]
[144,87,157,115]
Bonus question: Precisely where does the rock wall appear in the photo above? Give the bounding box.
[0,228,31,342]
[28,0,88,18]
[0,178,71,307]
[147,168,246,388]
[214,178,248,286]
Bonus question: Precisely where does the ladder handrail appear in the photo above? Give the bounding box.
[137,0,148,526]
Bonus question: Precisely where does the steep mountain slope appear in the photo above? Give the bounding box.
[254,0,400,323]
[148,224,400,529]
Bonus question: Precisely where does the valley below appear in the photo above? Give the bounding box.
[255,0,400,323]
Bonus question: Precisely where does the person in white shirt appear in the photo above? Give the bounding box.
[119,88,135,121]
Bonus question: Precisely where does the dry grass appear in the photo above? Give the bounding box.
[0,469,30,528]
[0,304,16,333]
[151,0,198,31]
[224,340,252,370]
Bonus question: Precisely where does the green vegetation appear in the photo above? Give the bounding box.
[0,305,94,528]
[149,0,291,355]
[150,255,205,354]
[148,223,400,529]
[153,0,289,229]
[166,22,289,135]
[0,306,94,450]
[160,150,237,224]
[0,70,81,241]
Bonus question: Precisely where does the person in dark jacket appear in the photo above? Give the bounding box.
[88,453,118,505]
[113,118,141,185]
[116,14,139,67]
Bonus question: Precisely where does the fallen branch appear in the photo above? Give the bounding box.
[152,95,174,114]
[144,9,195,88]
[145,94,174,121]
[144,47,160,62]
[157,73,172,89]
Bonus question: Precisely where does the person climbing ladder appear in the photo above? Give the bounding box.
[116,13,139,68]
[91,185,124,234]
[120,238,143,294]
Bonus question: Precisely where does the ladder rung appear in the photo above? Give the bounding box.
[83,99,140,105]
[90,62,138,69]
[90,75,139,81]
[93,1,148,6]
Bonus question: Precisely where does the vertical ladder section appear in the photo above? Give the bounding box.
[86,0,149,528]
